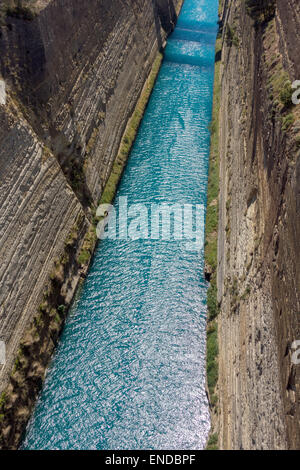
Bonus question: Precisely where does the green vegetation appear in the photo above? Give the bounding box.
[0,392,6,410]
[240,286,251,301]
[205,35,222,433]
[266,60,296,133]
[205,37,221,276]
[226,24,239,47]
[0,392,6,421]
[268,69,291,108]
[207,322,218,398]
[12,355,21,374]
[58,305,66,316]
[205,209,218,272]
[282,113,295,132]
[100,53,163,206]
[218,0,224,16]
[280,80,294,109]
[69,164,86,192]
[244,0,276,24]
[230,276,239,313]
[207,433,219,450]
[77,224,97,267]
[54,311,61,325]
[207,281,218,321]
[78,248,92,266]
[204,28,224,450]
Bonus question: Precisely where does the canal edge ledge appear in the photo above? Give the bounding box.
[205,1,224,451]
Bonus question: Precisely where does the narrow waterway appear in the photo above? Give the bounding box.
[23,0,218,450]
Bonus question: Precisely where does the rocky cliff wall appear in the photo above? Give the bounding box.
[216,0,299,450]
[0,0,183,448]
[0,0,181,206]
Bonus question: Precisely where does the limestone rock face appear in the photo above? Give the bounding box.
[217,0,300,450]
[0,0,182,206]
[0,0,182,400]
[0,96,86,391]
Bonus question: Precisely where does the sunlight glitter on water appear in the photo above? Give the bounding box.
[23,0,219,450]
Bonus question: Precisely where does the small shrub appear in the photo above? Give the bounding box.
[58,305,66,316]
[226,24,239,47]
[55,313,61,324]
[13,356,21,374]
[78,249,91,266]
[207,322,219,396]
[210,394,218,407]
[280,81,294,108]
[208,121,217,134]
[240,286,251,301]
[0,392,7,410]
[207,433,219,450]
[282,113,295,132]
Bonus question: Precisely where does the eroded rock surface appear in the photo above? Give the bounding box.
[216,0,299,450]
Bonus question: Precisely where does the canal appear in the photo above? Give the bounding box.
[23,0,219,450]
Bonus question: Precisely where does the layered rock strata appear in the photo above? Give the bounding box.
[215,0,299,450]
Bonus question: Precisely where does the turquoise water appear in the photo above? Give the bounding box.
[23,0,218,450]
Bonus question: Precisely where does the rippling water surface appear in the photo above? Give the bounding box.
[23,0,218,450]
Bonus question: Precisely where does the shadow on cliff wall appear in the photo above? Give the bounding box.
[152,0,178,49]
[0,0,180,211]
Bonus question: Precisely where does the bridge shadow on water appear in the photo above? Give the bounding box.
[164,21,217,68]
